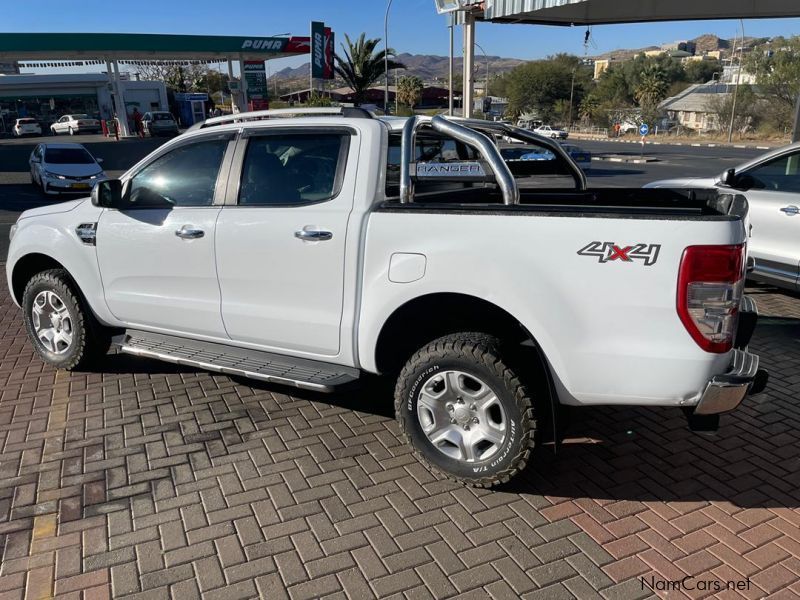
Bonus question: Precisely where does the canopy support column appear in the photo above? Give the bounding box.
[110,59,130,137]
[227,59,239,113]
[462,12,475,118]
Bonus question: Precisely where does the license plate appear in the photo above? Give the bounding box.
[70,183,90,190]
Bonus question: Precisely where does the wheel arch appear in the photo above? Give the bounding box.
[373,292,542,376]
[11,253,67,305]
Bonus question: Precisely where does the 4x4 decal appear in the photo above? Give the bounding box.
[578,242,661,266]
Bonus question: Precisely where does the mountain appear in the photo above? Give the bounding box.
[271,52,525,86]
[592,33,769,61]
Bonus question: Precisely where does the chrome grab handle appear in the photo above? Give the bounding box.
[175,226,204,239]
[780,205,799,216]
[295,229,333,241]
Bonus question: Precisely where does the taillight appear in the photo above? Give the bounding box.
[677,244,745,353]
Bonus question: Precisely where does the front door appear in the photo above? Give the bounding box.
[742,150,800,289]
[97,133,235,337]
[216,129,356,357]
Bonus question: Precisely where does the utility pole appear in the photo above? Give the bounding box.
[568,68,576,128]
[727,20,744,143]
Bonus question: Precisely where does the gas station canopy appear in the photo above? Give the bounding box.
[0,32,310,61]
[480,0,800,25]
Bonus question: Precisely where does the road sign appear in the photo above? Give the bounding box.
[639,123,650,136]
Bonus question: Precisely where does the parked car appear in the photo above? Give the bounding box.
[645,142,800,292]
[50,114,101,135]
[533,125,568,139]
[12,118,42,137]
[29,143,107,195]
[7,109,766,488]
[142,111,179,136]
[559,143,592,167]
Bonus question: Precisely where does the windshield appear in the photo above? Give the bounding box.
[44,148,95,164]
[18,118,37,124]
[152,113,174,121]
[72,114,90,120]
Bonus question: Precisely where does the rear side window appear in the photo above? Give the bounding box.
[238,133,347,206]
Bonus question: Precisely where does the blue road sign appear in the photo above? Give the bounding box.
[639,123,650,136]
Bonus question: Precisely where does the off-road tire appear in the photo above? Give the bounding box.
[395,332,536,488]
[22,269,110,370]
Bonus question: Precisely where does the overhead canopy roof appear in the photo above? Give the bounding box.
[480,0,800,25]
[0,32,310,61]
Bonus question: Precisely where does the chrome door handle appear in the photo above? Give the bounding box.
[294,229,333,241]
[780,205,799,216]
[175,226,204,239]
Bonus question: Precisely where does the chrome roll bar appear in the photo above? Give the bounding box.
[399,114,521,205]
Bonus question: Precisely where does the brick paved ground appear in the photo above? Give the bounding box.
[0,278,798,600]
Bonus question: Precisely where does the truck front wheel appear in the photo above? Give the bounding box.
[22,269,111,371]
[395,332,536,488]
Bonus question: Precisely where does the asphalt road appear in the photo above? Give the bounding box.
[0,134,768,261]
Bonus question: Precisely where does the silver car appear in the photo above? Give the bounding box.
[646,143,800,291]
[141,111,179,136]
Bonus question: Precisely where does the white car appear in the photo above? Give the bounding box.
[533,125,568,140]
[12,118,42,137]
[6,108,766,487]
[50,114,101,136]
[646,142,800,292]
[29,143,107,195]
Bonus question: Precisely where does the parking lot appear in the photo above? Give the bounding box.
[1,134,799,599]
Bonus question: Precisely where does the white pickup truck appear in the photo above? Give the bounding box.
[6,108,767,487]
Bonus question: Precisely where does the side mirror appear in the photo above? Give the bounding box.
[95,157,104,163]
[720,168,737,187]
[91,179,123,208]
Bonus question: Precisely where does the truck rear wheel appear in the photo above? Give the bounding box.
[22,269,110,371]
[395,333,536,488]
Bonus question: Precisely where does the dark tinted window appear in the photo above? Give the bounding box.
[44,148,95,164]
[152,113,174,121]
[386,132,479,197]
[238,133,346,206]
[128,138,228,207]
[746,153,800,193]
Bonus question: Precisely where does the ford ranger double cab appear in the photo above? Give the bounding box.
[6,107,768,487]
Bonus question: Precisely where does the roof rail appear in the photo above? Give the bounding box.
[189,106,373,131]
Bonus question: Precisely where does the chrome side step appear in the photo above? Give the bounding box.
[114,330,359,392]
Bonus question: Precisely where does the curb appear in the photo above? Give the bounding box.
[569,135,780,151]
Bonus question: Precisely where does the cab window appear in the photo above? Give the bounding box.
[238,133,348,206]
[745,153,800,193]
[127,138,229,207]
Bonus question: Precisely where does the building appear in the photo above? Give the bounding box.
[721,64,757,85]
[0,73,168,133]
[662,40,697,55]
[593,58,617,80]
[659,82,735,132]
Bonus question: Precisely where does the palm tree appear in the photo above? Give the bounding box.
[634,65,669,111]
[334,33,405,105]
[397,75,424,109]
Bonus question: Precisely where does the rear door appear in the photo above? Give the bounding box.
[742,150,800,289]
[215,127,357,357]
[97,132,236,336]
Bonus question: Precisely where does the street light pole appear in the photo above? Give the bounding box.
[474,42,489,104]
[384,0,394,115]
[568,67,576,128]
[448,14,454,116]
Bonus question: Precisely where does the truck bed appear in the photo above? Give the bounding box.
[379,187,745,221]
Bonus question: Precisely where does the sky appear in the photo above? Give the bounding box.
[5,0,800,75]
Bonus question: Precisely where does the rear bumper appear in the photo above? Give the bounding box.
[693,296,767,415]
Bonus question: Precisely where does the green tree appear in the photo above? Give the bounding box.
[504,54,591,122]
[635,64,669,124]
[397,75,423,109]
[746,36,800,130]
[707,85,760,135]
[334,33,405,105]
[684,59,722,84]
